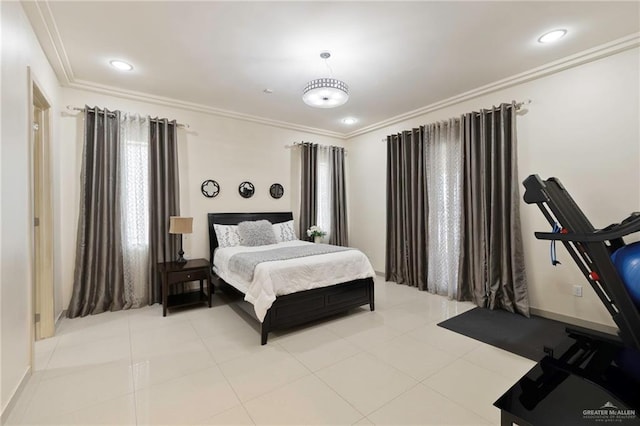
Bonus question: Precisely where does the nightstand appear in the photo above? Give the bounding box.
[159,258,213,316]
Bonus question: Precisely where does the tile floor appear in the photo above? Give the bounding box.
[6,277,536,425]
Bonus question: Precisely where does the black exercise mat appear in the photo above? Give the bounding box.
[437,307,572,361]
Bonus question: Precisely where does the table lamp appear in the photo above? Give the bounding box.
[169,216,193,264]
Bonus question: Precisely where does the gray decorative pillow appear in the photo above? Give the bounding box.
[238,220,277,246]
[273,220,297,243]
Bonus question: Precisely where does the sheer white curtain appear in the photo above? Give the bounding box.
[120,113,150,308]
[425,119,462,298]
[316,145,332,242]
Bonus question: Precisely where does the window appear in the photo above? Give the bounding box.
[316,147,332,240]
[119,115,150,307]
[122,139,149,248]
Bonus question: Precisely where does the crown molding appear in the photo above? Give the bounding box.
[23,0,639,141]
[345,32,640,139]
[21,0,74,84]
[22,0,345,139]
[67,79,346,139]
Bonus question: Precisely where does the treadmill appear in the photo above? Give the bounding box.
[494,174,640,425]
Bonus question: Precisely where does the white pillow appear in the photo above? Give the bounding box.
[214,224,240,248]
[273,220,297,243]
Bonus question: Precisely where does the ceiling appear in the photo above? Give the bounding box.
[25,1,640,137]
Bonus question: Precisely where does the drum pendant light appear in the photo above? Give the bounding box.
[302,52,349,108]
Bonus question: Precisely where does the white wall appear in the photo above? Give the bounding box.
[59,87,344,309]
[347,48,640,328]
[0,1,61,415]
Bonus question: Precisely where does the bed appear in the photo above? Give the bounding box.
[208,212,375,344]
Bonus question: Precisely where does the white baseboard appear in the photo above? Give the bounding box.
[56,309,65,326]
[1,310,65,424]
[371,272,618,336]
[530,307,619,335]
[1,366,31,425]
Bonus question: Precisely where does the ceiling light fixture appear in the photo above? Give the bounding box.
[110,60,133,71]
[538,29,567,44]
[342,117,357,125]
[302,52,349,108]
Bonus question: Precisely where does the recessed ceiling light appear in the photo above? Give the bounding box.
[110,60,133,71]
[342,117,357,125]
[538,29,567,44]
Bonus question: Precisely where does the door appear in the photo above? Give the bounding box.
[31,75,54,341]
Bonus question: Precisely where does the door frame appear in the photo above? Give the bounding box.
[28,66,55,355]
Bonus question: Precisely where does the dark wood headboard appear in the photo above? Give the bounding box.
[207,212,294,262]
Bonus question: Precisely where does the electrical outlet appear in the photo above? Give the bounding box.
[572,285,583,297]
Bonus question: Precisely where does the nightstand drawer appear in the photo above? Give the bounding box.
[168,269,208,285]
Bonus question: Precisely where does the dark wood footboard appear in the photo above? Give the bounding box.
[260,277,375,344]
[214,275,375,345]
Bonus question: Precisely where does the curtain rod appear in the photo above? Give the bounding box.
[66,106,190,129]
[286,141,348,154]
[380,99,531,141]
[515,99,531,109]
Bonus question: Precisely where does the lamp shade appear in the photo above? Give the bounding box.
[169,216,193,234]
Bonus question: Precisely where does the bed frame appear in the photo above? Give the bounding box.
[207,212,375,344]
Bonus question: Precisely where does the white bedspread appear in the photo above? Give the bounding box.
[213,240,375,322]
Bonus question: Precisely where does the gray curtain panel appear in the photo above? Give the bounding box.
[458,102,529,316]
[329,146,348,246]
[68,107,126,318]
[299,142,318,241]
[148,118,180,303]
[386,129,429,290]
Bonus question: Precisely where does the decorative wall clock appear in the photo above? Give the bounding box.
[201,180,220,198]
[238,181,255,198]
[270,183,284,199]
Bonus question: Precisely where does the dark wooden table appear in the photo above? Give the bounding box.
[494,335,640,426]
[158,258,213,317]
